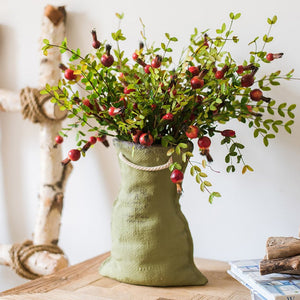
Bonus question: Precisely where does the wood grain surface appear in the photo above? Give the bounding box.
[0,252,251,300]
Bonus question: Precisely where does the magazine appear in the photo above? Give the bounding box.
[228,259,300,300]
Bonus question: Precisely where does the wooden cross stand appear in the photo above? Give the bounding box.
[0,5,71,279]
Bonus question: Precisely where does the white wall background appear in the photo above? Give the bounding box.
[0,0,300,291]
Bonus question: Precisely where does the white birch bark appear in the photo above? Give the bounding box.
[32,4,70,265]
[0,5,70,277]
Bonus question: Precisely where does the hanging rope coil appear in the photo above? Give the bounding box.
[119,152,173,172]
[9,240,64,280]
[20,87,67,124]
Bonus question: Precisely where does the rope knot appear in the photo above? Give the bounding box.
[9,240,64,280]
[20,87,67,124]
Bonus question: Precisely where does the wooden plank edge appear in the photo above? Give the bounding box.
[0,252,110,296]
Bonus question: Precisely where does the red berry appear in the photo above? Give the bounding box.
[215,70,224,79]
[89,136,97,144]
[83,99,93,109]
[97,135,106,142]
[162,113,174,120]
[170,169,184,194]
[92,40,101,49]
[101,54,114,67]
[97,135,109,147]
[237,65,244,74]
[250,89,263,101]
[139,133,154,146]
[151,55,162,68]
[64,69,76,80]
[198,136,211,149]
[241,74,254,87]
[188,66,200,76]
[266,53,274,61]
[124,87,135,94]
[55,135,63,144]
[191,76,204,89]
[221,130,236,137]
[168,88,177,96]
[151,104,157,110]
[170,169,184,184]
[246,105,253,112]
[132,130,142,143]
[132,52,138,60]
[68,149,81,161]
[91,30,101,49]
[108,107,117,116]
[185,125,199,139]
[144,65,152,74]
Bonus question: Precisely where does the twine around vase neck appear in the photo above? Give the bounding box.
[119,152,173,172]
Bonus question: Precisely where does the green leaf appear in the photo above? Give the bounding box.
[200,182,205,192]
[246,165,254,172]
[167,148,174,156]
[190,166,195,176]
[278,103,287,117]
[209,192,221,204]
[178,143,188,149]
[225,154,230,163]
[115,12,124,19]
[284,120,294,134]
[242,165,247,174]
[234,13,241,20]
[195,174,201,184]
[263,136,269,146]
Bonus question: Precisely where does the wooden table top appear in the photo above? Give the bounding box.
[0,252,251,300]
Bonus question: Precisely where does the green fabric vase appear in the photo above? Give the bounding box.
[99,139,208,286]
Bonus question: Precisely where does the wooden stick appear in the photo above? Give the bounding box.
[0,5,70,277]
[33,4,69,248]
[260,255,300,275]
[266,237,300,260]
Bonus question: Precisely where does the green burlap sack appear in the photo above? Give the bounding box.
[99,139,207,286]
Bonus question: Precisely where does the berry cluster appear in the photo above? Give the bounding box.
[42,13,296,202]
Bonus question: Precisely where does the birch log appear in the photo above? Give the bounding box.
[32,4,70,266]
[0,5,71,277]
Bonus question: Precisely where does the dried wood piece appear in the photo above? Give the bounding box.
[260,255,300,275]
[266,236,300,259]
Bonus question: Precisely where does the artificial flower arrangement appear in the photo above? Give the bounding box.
[42,12,296,203]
